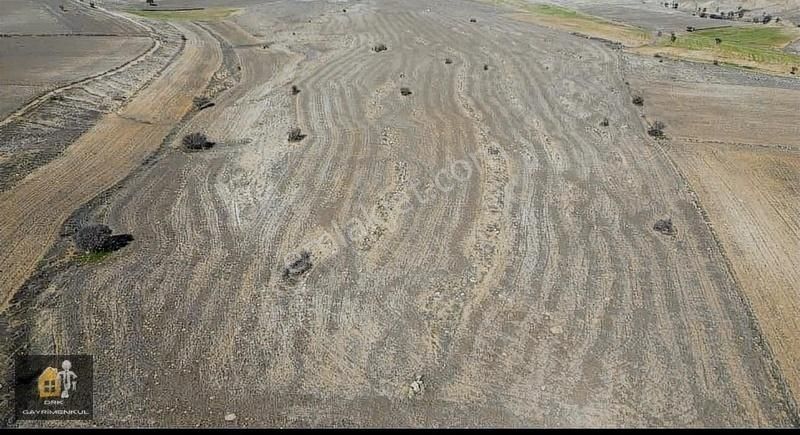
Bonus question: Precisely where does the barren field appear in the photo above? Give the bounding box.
[0,0,144,35]
[627,51,800,419]
[0,36,152,117]
[1,0,799,429]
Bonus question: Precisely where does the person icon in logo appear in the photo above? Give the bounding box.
[58,360,77,399]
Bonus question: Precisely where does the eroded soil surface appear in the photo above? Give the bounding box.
[1,0,799,428]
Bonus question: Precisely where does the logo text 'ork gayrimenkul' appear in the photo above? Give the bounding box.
[14,354,93,421]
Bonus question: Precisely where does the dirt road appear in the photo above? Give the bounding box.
[0,21,222,308]
[12,0,794,427]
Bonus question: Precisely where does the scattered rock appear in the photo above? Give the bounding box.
[192,96,214,111]
[550,325,563,335]
[283,249,313,280]
[408,375,424,398]
[224,413,237,422]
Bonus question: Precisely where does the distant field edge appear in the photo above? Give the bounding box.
[474,0,800,77]
[125,7,240,22]
[477,0,652,47]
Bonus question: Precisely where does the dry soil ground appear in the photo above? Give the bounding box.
[1,0,799,429]
[626,52,800,421]
[0,36,152,118]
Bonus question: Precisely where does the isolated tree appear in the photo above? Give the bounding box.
[670,32,677,42]
[791,66,797,75]
[74,224,112,253]
[291,85,300,95]
[400,87,412,96]
[715,37,722,45]
[648,120,666,138]
[288,127,306,142]
[182,132,213,150]
[600,117,609,127]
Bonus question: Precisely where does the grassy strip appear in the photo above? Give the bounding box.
[76,251,112,264]
[126,7,238,21]
[657,26,800,67]
[484,0,651,46]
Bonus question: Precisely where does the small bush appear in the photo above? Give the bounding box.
[791,66,797,75]
[470,18,477,23]
[74,225,133,253]
[288,127,306,142]
[444,58,453,64]
[182,132,213,150]
[648,120,666,138]
[400,87,412,96]
[291,85,300,95]
[632,95,644,106]
[483,64,489,71]
[282,250,312,280]
[653,218,676,236]
[600,117,609,127]
[373,43,387,52]
[74,224,112,253]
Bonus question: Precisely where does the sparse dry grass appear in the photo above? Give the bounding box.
[127,8,239,22]
[490,1,651,47]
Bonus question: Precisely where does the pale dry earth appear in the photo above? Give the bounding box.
[1,0,799,428]
[0,0,144,35]
[0,36,152,118]
[3,0,797,427]
[0,21,222,308]
[626,52,800,414]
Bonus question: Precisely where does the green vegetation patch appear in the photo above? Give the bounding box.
[77,251,112,264]
[518,2,650,44]
[127,7,238,21]
[527,3,607,23]
[661,26,800,65]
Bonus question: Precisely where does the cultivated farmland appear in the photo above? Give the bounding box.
[1,0,798,428]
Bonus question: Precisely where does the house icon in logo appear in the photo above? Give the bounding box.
[38,367,61,399]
